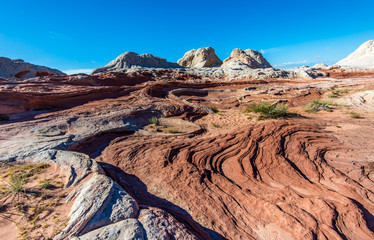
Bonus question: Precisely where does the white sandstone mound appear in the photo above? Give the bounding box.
[92,52,180,74]
[221,48,272,69]
[336,40,374,68]
[0,57,66,78]
[177,47,222,68]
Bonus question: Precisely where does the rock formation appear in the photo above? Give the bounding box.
[0,57,66,78]
[92,52,180,74]
[1,61,374,239]
[177,47,222,68]
[336,40,374,68]
[221,48,272,69]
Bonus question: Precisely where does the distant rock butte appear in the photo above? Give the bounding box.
[177,47,223,68]
[0,57,66,78]
[92,52,180,74]
[336,40,374,68]
[221,48,272,69]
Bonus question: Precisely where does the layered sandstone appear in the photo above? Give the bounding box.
[221,48,272,69]
[177,47,222,68]
[0,57,66,78]
[92,52,180,74]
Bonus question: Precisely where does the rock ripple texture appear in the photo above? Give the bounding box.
[177,47,223,68]
[0,57,66,78]
[92,52,180,74]
[336,40,374,68]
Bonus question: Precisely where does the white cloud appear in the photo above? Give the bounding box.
[63,69,93,75]
[274,60,310,68]
[260,47,282,54]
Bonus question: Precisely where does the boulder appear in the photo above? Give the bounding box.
[177,47,222,68]
[73,219,144,240]
[92,52,180,74]
[138,207,199,240]
[221,48,272,69]
[54,174,139,239]
[0,57,66,78]
[336,40,374,68]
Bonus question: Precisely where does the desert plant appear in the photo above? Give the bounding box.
[40,182,53,189]
[211,122,221,128]
[243,102,293,120]
[165,127,180,133]
[328,89,350,98]
[7,174,25,194]
[350,112,362,119]
[208,105,219,113]
[149,117,159,125]
[304,100,334,113]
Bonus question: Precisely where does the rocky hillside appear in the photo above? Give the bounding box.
[0,57,66,78]
[92,52,180,73]
[336,40,374,68]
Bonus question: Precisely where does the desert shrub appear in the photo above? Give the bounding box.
[350,112,362,119]
[149,117,159,125]
[208,106,219,113]
[40,181,53,189]
[305,100,334,113]
[328,89,350,98]
[211,122,221,128]
[7,174,26,194]
[165,127,179,133]
[0,114,9,121]
[243,102,293,120]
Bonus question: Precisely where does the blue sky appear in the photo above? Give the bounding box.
[1,0,374,73]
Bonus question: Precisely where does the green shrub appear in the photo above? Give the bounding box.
[243,102,293,120]
[40,182,53,189]
[305,100,334,113]
[7,174,25,193]
[165,127,179,133]
[208,106,219,113]
[350,112,362,119]
[149,117,159,125]
[211,122,221,128]
[328,89,350,98]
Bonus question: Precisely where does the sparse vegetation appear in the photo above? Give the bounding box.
[304,100,335,113]
[208,105,219,113]
[243,102,295,120]
[336,125,342,128]
[165,126,180,133]
[149,117,159,125]
[0,114,10,121]
[0,163,68,239]
[328,89,350,98]
[211,122,221,128]
[350,112,362,119]
[7,174,26,194]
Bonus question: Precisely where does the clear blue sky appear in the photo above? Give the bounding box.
[1,0,374,73]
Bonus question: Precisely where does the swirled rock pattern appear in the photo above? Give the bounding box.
[1,68,374,239]
[99,121,374,240]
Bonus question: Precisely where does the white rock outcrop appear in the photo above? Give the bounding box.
[221,48,272,69]
[92,52,180,73]
[177,47,222,68]
[0,57,66,78]
[336,40,374,68]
